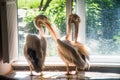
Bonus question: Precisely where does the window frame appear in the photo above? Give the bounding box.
[12,0,120,71]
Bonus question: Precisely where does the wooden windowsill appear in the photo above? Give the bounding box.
[11,56,120,73]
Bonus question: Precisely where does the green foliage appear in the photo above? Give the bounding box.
[45,0,66,35]
[86,0,120,39]
[86,0,120,55]
[17,0,40,9]
[20,0,66,35]
[113,32,120,44]
[23,9,40,33]
[86,0,102,39]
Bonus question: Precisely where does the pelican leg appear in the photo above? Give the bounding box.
[75,66,78,74]
[29,65,33,76]
[66,63,70,75]
[40,71,43,76]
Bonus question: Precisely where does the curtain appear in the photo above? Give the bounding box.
[0,34,2,61]
[0,11,2,61]
[0,0,18,63]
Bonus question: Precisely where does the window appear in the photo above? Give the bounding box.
[17,0,120,64]
[86,0,120,63]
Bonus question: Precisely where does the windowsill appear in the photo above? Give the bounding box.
[12,60,120,68]
[12,55,120,66]
[11,55,120,73]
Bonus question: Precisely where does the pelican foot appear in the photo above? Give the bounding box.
[40,73,43,76]
[75,71,79,75]
[66,72,72,75]
[30,73,34,76]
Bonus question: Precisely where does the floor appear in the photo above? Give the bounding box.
[4,71,120,80]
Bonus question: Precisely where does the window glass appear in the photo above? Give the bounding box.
[86,0,120,55]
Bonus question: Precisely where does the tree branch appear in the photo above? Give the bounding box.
[42,0,52,11]
[39,0,44,11]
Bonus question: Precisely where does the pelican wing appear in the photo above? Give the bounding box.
[57,39,85,68]
[24,34,44,72]
[74,42,90,69]
[27,48,42,72]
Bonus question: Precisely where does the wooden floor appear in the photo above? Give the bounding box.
[4,71,120,80]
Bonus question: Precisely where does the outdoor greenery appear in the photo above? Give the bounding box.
[18,0,120,56]
[17,0,40,9]
[86,0,120,55]
[18,0,67,35]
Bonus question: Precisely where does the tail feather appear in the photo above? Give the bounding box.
[74,42,90,70]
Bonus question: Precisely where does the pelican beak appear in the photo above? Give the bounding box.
[34,16,57,41]
[74,21,79,43]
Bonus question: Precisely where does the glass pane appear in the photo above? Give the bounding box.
[18,0,67,58]
[86,0,120,55]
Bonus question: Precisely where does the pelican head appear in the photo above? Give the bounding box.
[34,15,58,41]
[68,14,81,24]
[34,15,51,29]
[66,14,81,42]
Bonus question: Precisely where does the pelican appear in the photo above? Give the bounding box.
[34,15,87,75]
[66,14,90,73]
[23,15,47,76]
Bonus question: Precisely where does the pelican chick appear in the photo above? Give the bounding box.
[24,34,46,76]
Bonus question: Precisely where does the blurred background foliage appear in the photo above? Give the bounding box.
[86,0,120,55]
[18,0,67,36]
